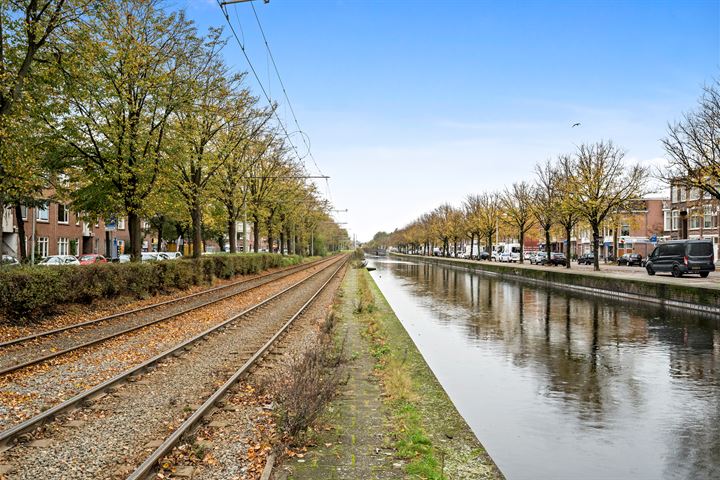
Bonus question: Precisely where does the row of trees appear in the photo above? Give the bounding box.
[386,140,649,271]
[0,0,346,260]
[386,79,720,272]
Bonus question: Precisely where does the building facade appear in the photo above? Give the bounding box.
[662,184,720,258]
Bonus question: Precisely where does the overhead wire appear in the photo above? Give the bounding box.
[215,0,316,188]
[248,2,333,202]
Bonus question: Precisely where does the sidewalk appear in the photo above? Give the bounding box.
[285,267,400,479]
[283,267,503,480]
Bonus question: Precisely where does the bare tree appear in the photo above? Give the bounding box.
[555,153,582,269]
[662,80,720,200]
[477,192,501,258]
[501,182,536,263]
[532,159,559,259]
[565,141,648,271]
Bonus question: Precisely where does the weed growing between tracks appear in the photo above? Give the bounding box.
[266,313,347,448]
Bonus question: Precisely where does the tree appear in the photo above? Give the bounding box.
[555,154,582,269]
[532,159,559,259]
[51,0,198,259]
[171,29,262,257]
[476,192,500,257]
[0,0,85,260]
[565,141,648,271]
[501,182,535,263]
[662,80,720,201]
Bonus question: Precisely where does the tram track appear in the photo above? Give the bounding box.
[0,255,346,478]
[0,256,337,432]
[0,256,333,376]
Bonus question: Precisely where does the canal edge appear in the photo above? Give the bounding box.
[361,267,505,479]
[391,253,720,317]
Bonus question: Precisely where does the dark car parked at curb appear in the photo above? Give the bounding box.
[577,253,594,265]
[617,253,642,266]
[645,240,715,278]
[540,252,567,266]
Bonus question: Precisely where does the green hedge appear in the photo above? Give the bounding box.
[0,253,301,322]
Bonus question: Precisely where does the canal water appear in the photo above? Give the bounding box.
[367,256,720,480]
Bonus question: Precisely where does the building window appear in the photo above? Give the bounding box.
[58,204,69,224]
[37,237,49,258]
[664,211,671,231]
[143,221,150,230]
[36,202,49,222]
[118,217,125,230]
[680,188,687,202]
[58,238,69,255]
[689,188,700,201]
[705,205,717,229]
[671,210,679,231]
[690,213,701,229]
[20,205,28,220]
[620,224,630,236]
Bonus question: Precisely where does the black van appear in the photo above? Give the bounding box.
[645,240,715,278]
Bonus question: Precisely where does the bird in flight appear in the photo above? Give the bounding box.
[571,122,581,128]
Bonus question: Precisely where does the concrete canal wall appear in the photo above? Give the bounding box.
[390,253,720,315]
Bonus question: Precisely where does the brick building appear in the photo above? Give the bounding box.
[662,184,720,258]
[1,202,129,259]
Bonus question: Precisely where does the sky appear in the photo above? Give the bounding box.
[182,0,720,241]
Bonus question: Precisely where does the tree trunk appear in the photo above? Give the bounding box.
[545,227,551,257]
[487,235,493,261]
[279,230,285,255]
[267,220,274,254]
[228,219,237,253]
[519,230,525,263]
[157,221,164,252]
[285,227,291,255]
[191,202,202,259]
[253,216,260,253]
[565,225,572,269]
[128,211,142,261]
[14,204,27,262]
[592,223,600,271]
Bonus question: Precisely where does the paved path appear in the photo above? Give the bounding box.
[287,269,399,480]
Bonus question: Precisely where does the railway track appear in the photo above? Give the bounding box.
[0,256,334,376]
[0,255,347,478]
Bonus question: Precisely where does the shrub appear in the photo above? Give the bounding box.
[0,253,298,323]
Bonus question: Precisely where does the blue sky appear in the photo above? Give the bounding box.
[183,0,719,241]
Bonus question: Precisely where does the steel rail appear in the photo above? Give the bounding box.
[0,255,345,448]
[0,257,337,376]
[127,256,347,480]
[0,257,329,349]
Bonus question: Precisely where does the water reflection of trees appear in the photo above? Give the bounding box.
[389,261,720,464]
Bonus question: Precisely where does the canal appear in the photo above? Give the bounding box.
[367,256,720,480]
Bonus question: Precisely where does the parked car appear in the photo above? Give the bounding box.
[498,252,512,263]
[77,254,108,265]
[38,255,80,266]
[617,253,642,267]
[540,252,567,266]
[577,253,595,265]
[525,252,536,263]
[531,252,546,265]
[141,252,162,262]
[163,251,183,260]
[1,255,20,267]
[478,251,490,260]
[645,240,715,278]
[116,254,131,263]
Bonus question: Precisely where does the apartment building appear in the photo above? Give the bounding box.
[0,202,128,259]
[573,198,666,258]
[662,184,720,258]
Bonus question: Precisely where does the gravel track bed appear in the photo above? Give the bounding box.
[171,265,346,480]
[0,261,333,431]
[0,264,300,342]
[0,259,342,479]
[0,260,327,371]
